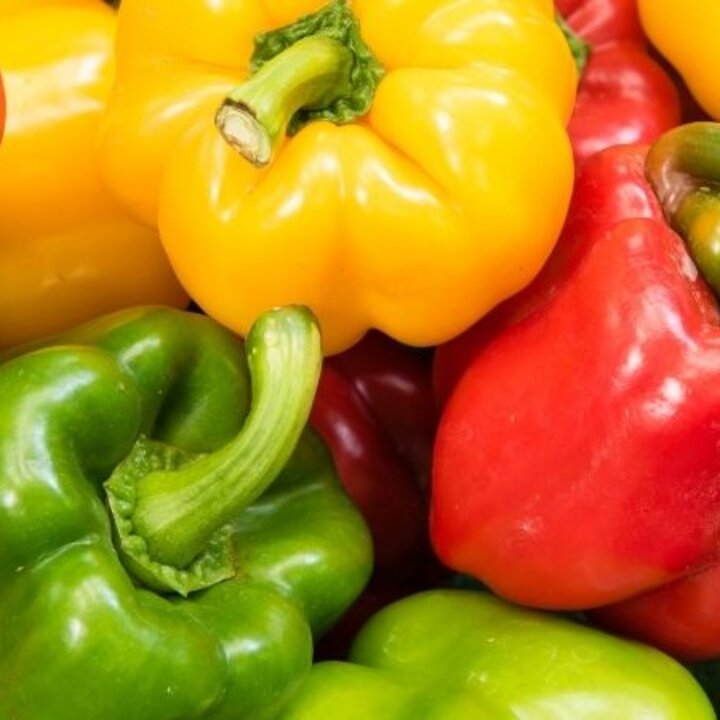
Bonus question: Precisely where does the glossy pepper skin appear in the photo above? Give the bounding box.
[101,0,576,354]
[432,133,720,661]
[0,306,372,719]
[311,332,435,574]
[279,590,714,719]
[0,71,4,143]
[557,0,680,162]
[639,1,720,120]
[0,1,186,350]
[310,335,439,658]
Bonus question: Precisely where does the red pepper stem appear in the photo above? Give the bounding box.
[216,36,353,167]
[555,13,591,79]
[647,122,720,296]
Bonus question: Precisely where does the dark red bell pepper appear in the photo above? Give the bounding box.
[557,0,680,162]
[432,124,720,661]
[310,332,439,658]
[311,332,435,576]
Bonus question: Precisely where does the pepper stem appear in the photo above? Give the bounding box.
[216,37,353,166]
[555,13,591,79]
[106,306,322,595]
[647,122,720,296]
[215,0,384,167]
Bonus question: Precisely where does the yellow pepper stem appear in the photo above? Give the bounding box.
[215,0,384,167]
[216,37,353,167]
[647,122,720,296]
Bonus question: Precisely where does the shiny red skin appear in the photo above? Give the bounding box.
[432,144,720,659]
[556,0,644,45]
[311,333,439,659]
[311,332,435,576]
[591,565,720,662]
[433,144,663,407]
[557,0,680,162]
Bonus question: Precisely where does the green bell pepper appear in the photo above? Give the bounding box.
[0,305,372,719]
[281,590,716,719]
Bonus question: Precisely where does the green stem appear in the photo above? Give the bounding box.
[646,122,720,295]
[216,36,353,167]
[215,0,384,167]
[555,13,591,79]
[106,306,321,594]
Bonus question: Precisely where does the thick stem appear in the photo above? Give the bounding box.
[215,0,384,167]
[676,192,720,294]
[216,36,353,166]
[556,13,591,79]
[137,306,320,566]
[106,306,321,593]
[647,123,720,295]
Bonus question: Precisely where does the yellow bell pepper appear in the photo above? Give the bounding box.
[638,1,720,119]
[102,0,576,354]
[0,0,187,349]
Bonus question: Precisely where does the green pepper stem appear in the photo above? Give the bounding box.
[216,36,353,166]
[647,122,720,295]
[555,13,591,79]
[128,306,321,570]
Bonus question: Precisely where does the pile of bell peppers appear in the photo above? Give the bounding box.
[4,0,720,717]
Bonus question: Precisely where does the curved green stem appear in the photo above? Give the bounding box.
[647,122,720,295]
[106,306,322,594]
[215,0,384,167]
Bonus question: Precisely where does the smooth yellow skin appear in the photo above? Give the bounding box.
[639,1,720,120]
[103,0,576,354]
[0,1,187,349]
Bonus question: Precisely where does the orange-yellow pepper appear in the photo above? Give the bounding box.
[102,0,576,354]
[0,67,5,144]
[638,1,720,119]
[0,0,186,349]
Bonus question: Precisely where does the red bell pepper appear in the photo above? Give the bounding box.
[557,0,680,162]
[311,332,435,576]
[432,124,720,661]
